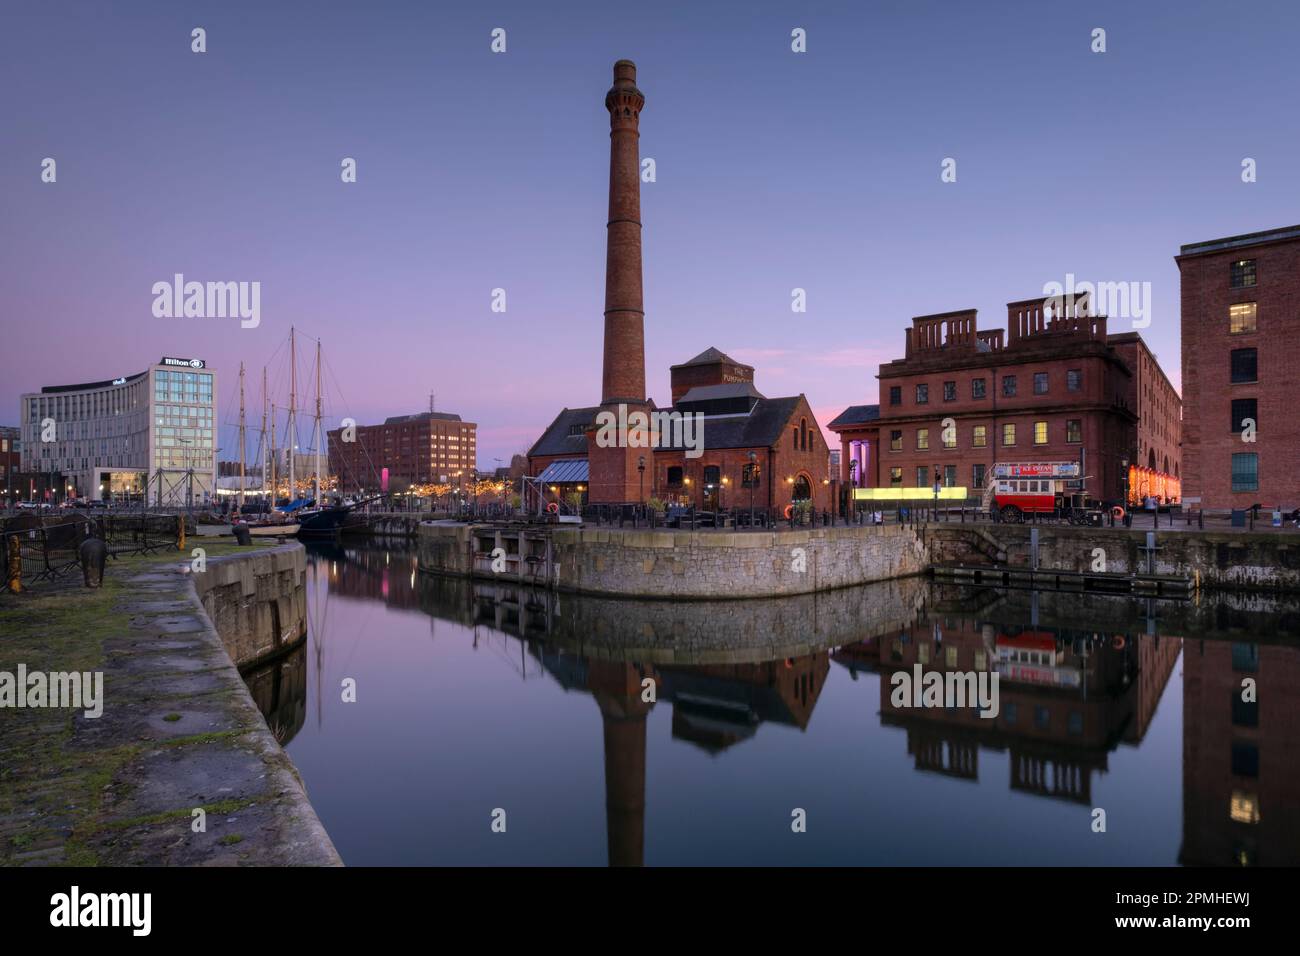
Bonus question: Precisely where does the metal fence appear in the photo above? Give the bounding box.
[2,512,194,591]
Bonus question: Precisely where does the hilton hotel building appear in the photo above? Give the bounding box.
[20,356,217,505]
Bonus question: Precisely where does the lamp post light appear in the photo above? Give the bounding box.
[638,455,645,505]
[747,451,757,527]
[721,475,729,512]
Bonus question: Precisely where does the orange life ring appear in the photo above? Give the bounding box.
[783,504,794,519]
[546,502,559,514]
[1112,635,1126,650]
[1111,506,1125,520]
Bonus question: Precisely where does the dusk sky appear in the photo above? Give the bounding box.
[3,0,1297,467]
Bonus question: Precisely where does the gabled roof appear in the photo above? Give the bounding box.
[527,406,599,458]
[670,346,750,370]
[828,404,880,428]
[657,395,805,451]
[677,382,765,404]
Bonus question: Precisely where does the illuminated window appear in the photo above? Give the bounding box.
[1230,791,1261,824]
[1034,421,1048,445]
[1229,302,1257,334]
[916,428,929,450]
[890,429,902,451]
[1002,423,1016,446]
[889,467,902,486]
[942,427,956,449]
[972,425,987,447]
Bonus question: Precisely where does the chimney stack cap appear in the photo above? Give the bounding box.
[613,59,637,86]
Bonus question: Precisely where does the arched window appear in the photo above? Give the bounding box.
[1148,449,1156,470]
[792,426,799,451]
[800,418,808,452]
[792,474,812,501]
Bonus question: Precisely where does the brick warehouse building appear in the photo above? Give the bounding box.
[527,61,829,512]
[327,411,477,493]
[830,294,1181,506]
[1178,224,1300,511]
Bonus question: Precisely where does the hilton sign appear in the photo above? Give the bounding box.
[160,357,205,369]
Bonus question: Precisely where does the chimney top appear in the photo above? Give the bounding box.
[613,59,637,86]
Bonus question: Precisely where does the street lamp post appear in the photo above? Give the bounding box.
[637,455,645,505]
[747,451,757,527]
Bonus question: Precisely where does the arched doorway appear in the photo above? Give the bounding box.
[791,474,812,503]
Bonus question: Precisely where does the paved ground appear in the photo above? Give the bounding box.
[0,541,340,866]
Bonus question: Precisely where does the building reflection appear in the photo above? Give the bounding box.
[833,595,1181,804]
[277,542,1300,867]
[1181,639,1300,866]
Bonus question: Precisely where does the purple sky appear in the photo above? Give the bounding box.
[3,0,1298,467]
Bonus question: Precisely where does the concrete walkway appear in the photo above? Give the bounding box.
[0,542,340,866]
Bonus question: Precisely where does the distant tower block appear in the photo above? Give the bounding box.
[601,59,647,405]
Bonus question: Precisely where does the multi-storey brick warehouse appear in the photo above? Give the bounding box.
[831,294,1180,506]
[327,412,476,493]
[1178,224,1300,511]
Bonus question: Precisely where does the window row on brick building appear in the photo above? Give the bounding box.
[888,369,1084,407]
[886,419,1084,451]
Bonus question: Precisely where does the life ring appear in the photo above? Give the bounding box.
[783,504,794,519]
[784,658,794,669]
[1112,635,1126,650]
[546,502,559,514]
[1111,506,1125,520]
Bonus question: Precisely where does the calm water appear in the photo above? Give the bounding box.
[243,539,1300,867]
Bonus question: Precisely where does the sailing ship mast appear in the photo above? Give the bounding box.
[260,367,268,503]
[270,401,278,506]
[238,362,247,515]
[314,339,323,508]
[288,326,297,502]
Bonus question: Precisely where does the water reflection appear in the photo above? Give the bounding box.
[244,540,1300,867]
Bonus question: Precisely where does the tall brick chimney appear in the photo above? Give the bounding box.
[588,59,651,504]
[602,59,646,404]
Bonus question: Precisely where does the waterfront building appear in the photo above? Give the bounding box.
[1177,224,1300,510]
[530,346,830,511]
[0,425,20,501]
[18,356,216,505]
[327,411,477,493]
[830,296,1181,505]
[526,61,830,510]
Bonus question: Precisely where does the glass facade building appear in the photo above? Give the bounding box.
[19,357,217,505]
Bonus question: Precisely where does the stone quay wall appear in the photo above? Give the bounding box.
[418,521,930,599]
[928,524,1300,593]
[192,543,308,669]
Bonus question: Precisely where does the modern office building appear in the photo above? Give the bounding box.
[19,356,217,505]
[327,411,477,493]
[1178,223,1300,510]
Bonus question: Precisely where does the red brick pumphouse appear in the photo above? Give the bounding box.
[1178,223,1300,513]
[829,293,1181,510]
[526,60,830,514]
[529,347,830,513]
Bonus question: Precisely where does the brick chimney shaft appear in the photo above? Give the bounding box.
[601,59,647,404]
